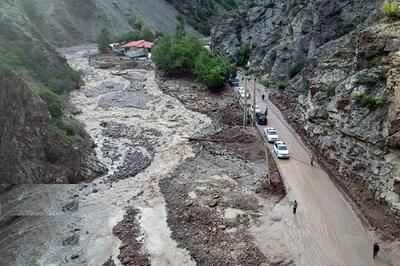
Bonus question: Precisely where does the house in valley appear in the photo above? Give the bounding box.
[121,40,154,59]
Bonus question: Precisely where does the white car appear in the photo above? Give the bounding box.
[264,127,279,143]
[238,88,250,99]
[274,141,289,159]
[250,104,261,114]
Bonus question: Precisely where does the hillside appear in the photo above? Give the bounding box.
[213,0,400,234]
[5,0,201,45]
[0,1,108,183]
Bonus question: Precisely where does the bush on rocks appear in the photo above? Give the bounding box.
[381,1,400,21]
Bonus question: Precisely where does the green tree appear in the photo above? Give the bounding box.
[116,30,141,43]
[194,50,232,89]
[140,26,155,41]
[175,17,186,38]
[97,29,111,53]
[152,34,203,74]
[234,43,251,67]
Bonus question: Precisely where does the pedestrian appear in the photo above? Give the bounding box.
[293,200,298,214]
[264,107,268,116]
[310,155,314,166]
[373,242,380,259]
[262,94,265,101]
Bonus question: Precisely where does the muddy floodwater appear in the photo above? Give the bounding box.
[0,45,290,265]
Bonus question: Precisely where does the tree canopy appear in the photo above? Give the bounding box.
[152,32,232,89]
[97,29,111,53]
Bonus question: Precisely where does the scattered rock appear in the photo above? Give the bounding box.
[62,234,79,246]
[62,201,79,212]
[208,200,218,207]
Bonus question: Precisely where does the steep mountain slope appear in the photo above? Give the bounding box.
[212,0,400,237]
[166,0,242,34]
[0,1,106,183]
[7,0,201,46]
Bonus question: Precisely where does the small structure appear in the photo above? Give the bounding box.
[121,40,154,59]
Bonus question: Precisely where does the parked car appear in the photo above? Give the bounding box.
[238,88,250,99]
[229,77,240,86]
[250,104,261,114]
[264,127,279,143]
[274,141,289,159]
[257,113,267,125]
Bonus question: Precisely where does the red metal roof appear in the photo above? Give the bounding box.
[122,40,154,49]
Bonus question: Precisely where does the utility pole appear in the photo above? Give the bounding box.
[243,76,247,126]
[253,76,257,125]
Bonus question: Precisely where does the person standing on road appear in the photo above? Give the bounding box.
[373,242,380,259]
[293,200,298,214]
[264,107,268,116]
[311,155,315,166]
[262,94,265,101]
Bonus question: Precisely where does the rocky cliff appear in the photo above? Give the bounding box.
[213,0,400,219]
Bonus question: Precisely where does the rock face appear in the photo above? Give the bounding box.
[213,0,400,209]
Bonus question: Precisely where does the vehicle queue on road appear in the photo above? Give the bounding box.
[233,81,290,159]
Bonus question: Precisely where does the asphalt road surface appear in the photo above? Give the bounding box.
[236,74,391,266]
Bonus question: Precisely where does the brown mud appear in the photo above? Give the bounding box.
[270,92,400,245]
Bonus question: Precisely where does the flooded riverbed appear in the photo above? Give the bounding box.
[0,45,290,265]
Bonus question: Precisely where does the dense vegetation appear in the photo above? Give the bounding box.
[152,30,232,89]
[381,1,400,21]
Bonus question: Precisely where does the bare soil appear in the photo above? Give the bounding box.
[154,76,286,265]
[113,208,151,266]
[270,92,400,241]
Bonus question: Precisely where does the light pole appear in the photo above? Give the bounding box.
[253,76,256,125]
[243,76,247,127]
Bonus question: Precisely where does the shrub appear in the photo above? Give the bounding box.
[38,89,64,118]
[152,34,204,74]
[323,82,338,96]
[234,43,251,67]
[260,78,270,87]
[354,75,379,87]
[302,85,310,95]
[381,1,400,21]
[140,26,156,42]
[277,79,289,90]
[116,30,141,43]
[365,57,381,69]
[194,50,232,89]
[97,29,111,53]
[46,145,60,163]
[354,93,387,110]
[288,59,305,79]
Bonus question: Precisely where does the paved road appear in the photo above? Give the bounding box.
[236,75,391,266]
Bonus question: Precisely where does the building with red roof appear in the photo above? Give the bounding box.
[121,40,154,59]
[122,40,154,49]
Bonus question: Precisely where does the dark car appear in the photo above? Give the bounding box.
[229,77,240,86]
[257,113,267,125]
